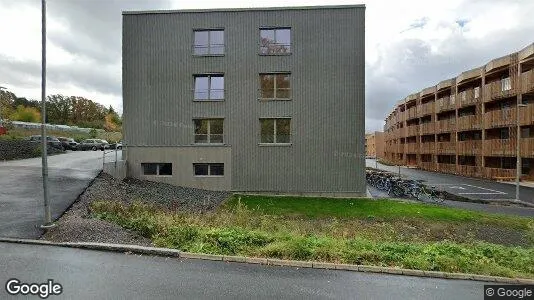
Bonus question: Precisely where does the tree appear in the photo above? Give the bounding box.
[46,94,72,125]
[10,105,41,122]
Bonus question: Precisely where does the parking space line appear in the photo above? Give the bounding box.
[462,184,506,194]
[459,192,506,195]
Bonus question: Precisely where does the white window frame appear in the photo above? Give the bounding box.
[193,29,225,56]
[193,118,224,144]
[194,74,225,101]
[259,118,292,145]
[193,163,224,177]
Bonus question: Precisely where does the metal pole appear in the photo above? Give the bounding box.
[102,148,105,169]
[40,0,53,228]
[516,103,520,201]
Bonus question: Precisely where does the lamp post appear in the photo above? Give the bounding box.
[515,103,527,202]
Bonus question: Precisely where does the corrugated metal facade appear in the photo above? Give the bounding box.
[123,5,366,196]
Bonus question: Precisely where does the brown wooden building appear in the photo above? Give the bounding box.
[384,43,534,180]
[365,131,385,159]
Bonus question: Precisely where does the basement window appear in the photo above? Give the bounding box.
[142,163,172,176]
[194,163,224,176]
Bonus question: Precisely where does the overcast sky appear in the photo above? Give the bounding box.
[1,0,533,132]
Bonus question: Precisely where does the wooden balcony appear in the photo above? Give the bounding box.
[420,123,435,135]
[420,162,436,171]
[398,127,407,138]
[406,107,418,120]
[420,142,435,153]
[483,79,516,103]
[519,104,534,126]
[458,88,480,108]
[483,139,516,156]
[406,143,419,153]
[436,141,456,154]
[521,137,534,157]
[406,125,419,137]
[484,109,515,128]
[457,165,481,177]
[436,119,456,133]
[457,115,481,131]
[420,102,434,116]
[457,140,482,155]
[436,96,456,112]
[521,69,534,94]
[436,163,456,174]
[483,168,516,180]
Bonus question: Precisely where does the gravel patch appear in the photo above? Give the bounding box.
[43,173,231,244]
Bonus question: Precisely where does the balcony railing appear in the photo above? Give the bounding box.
[406,143,419,153]
[406,125,419,137]
[483,168,516,180]
[484,109,515,128]
[458,88,480,108]
[420,162,436,171]
[457,140,482,155]
[420,102,434,116]
[420,123,435,135]
[483,139,516,156]
[436,163,456,174]
[519,104,534,126]
[436,141,456,154]
[457,165,481,178]
[436,96,455,112]
[483,78,516,103]
[457,115,481,131]
[407,107,418,120]
[521,137,534,157]
[420,142,435,153]
[436,119,456,133]
[398,127,406,138]
[521,69,534,94]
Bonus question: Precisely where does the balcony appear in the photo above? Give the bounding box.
[521,69,534,94]
[458,140,482,155]
[483,168,516,180]
[436,163,456,174]
[521,137,534,157]
[420,162,436,171]
[436,119,456,133]
[457,165,481,178]
[406,143,419,153]
[484,109,515,128]
[436,141,456,154]
[519,104,534,126]
[436,96,456,112]
[420,123,435,135]
[483,139,516,156]
[483,78,516,103]
[457,115,481,131]
[458,88,480,108]
[406,107,418,120]
[398,127,406,138]
[406,125,419,137]
[420,102,434,116]
[420,142,435,153]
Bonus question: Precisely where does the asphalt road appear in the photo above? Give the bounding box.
[0,150,119,238]
[0,242,489,300]
[366,159,534,217]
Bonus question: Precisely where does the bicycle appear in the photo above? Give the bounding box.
[412,182,445,203]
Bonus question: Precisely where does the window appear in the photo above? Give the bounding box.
[501,77,511,91]
[474,87,480,98]
[500,128,510,139]
[259,73,291,99]
[193,30,224,55]
[194,119,223,144]
[194,75,224,100]
[260,118,291,144]
[194,163,224,176]
[260,28,291,54]
[142,163,172,175]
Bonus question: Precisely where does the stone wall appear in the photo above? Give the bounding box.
[0,139,64,161]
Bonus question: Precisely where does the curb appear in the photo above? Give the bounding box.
[1,238,533,284]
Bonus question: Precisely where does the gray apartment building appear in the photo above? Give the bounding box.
[122,5,366,196]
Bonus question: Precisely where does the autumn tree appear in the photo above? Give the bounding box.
[10,105,41,122]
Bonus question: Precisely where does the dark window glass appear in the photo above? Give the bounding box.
[194,164,209,176]
[259,73,291,99]
[194,119,223,144]
[276,119,291,143]
[159,163,172,175]
[260,119,275,143]
[142,163,158,175]
[210,164,224,176]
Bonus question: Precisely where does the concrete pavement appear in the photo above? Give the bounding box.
[0,242,489,300]
[0,150,119,238]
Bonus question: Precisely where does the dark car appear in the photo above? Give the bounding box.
[57,137,79,150]
[109,140,122,150]
[28,135,64,150]
[78,139,109,151]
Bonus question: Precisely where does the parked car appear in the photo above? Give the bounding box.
[57,137,79,150]
[77,139,109,151]
[109,140,123,150]
[28,135,63,150]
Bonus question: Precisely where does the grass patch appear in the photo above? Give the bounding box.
[90,199,534,279]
